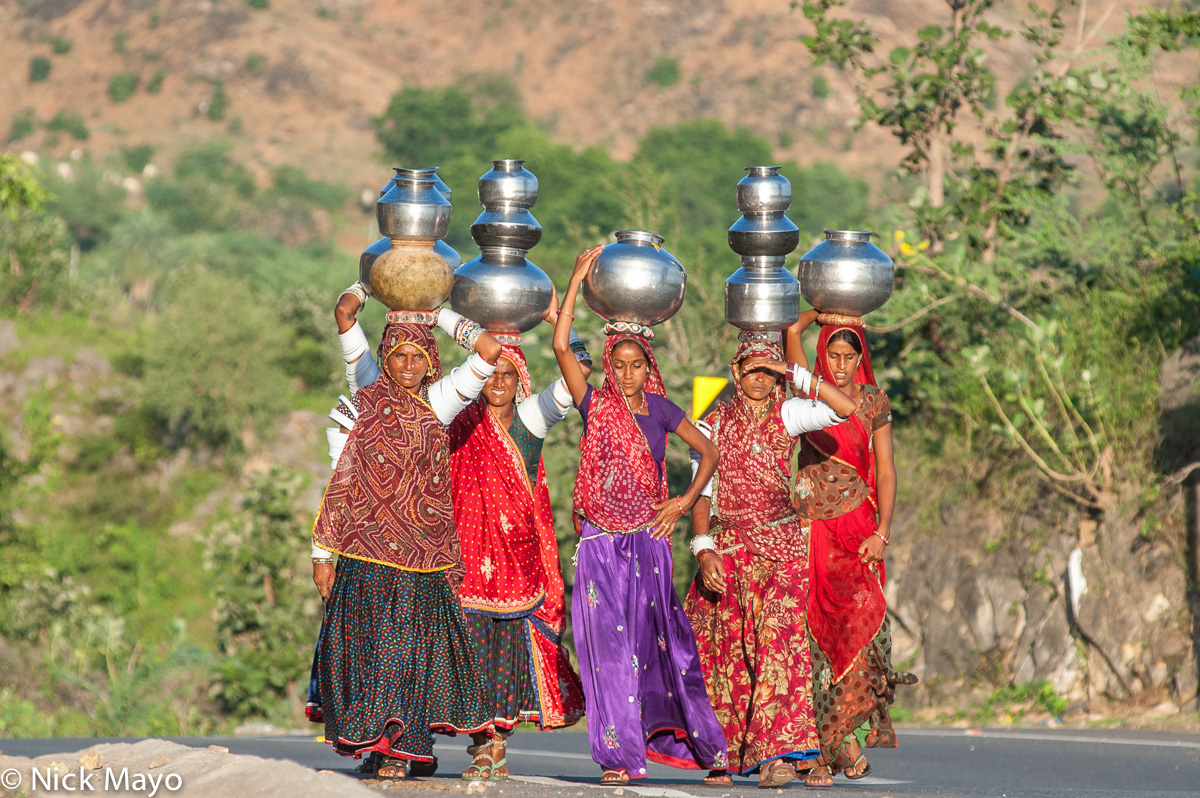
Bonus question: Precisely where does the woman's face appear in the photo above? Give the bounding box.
[385,344,429,391]
[610,341,649,397]
[735,357,780,403]
[825,339,861,388]
[483,358,519,409]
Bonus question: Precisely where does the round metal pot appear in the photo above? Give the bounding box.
[470,206,543,251]
[477,159,538,209]
[736,166,791,213]
[728,211,801,257]
[797,230,894,317]
[377,177,451,241]
[360,236,461,288]
[724,255,801,330]
[450,247,554,334]
[387,166,451,201]
[582,230,687,326]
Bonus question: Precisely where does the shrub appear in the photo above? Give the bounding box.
[812,73,830,99]
[46,35,71,54]
[113,32,126,53]
[29,57,51,82]
[8,109,35,142]
[207,81,227,121]
[646,56,680,88]
[45,111,88,140]
[245,53,262,73]
[109,73,139,103]
[119,143,156,173]
[246,0,269,8]
[146,69,165,93]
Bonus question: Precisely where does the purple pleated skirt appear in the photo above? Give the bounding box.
[572,520,729,777]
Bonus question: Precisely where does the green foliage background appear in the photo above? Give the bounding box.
[0,1,1198,735]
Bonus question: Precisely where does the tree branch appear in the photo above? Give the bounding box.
[866,294,961,332]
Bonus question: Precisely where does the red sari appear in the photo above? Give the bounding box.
[449,346,584,729]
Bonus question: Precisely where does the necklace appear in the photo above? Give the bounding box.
[626,390,646,414]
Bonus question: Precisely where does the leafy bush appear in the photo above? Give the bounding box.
[7,108,35,142]
[119,143,156,173]
[207,81,227,121]
[44,160,129,249]
[46,35,71,54]
[46,111,88,140]
[206,468,320,720]
[141,268,289,448]
[247,0,269,9]
[646,56,681,88]
[812,73,830,98]
[146,69,164,93]
[109,72,139,103]
[29,57,51,82]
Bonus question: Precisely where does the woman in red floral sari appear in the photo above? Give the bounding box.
[684,329,854,788]
[785,311,917,786]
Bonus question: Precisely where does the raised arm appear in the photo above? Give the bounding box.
[783,309,820,370]
[553,246,603,406]
[334,284,381,392]
[649,418,718,539]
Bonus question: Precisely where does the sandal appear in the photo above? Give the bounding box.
[834,738,871,780]
[355,752,381,774]
[600,768,630,785]
[758,759,796,789]
[804,764,833,789]
[462,741,498,781]
[489,739,509,782]
[375,757,407,781]
[704,769,733,786]
[409,756,438,777]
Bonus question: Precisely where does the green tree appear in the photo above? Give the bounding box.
[141,268,289,448]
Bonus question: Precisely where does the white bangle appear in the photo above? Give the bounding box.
[787,362,814,394]
[434,307,465,337]
[689,535,717,559]
[338,321,369,364]
[340,281,369,307]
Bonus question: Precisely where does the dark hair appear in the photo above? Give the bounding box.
[827,329,863,354]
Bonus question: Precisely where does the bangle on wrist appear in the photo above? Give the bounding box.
[873,532,890,546]
[559,308,575,320]
[689,534,717,559]
[312,557,333,564]
[676,496,687,515]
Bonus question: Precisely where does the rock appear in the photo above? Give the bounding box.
[207,745,230,753]
[149,755,170,768]
[0,320,17,358]
[78,749,102,770]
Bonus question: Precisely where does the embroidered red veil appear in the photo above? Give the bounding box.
[804,324,887,681]
[572,333,668,533]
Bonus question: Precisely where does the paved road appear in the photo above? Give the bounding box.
[5,727,1199,797]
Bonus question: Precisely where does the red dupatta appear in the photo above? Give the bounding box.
[450,346,564,627]
[572,333,668,534]
[313,322,462,581]
[804,324,887,681]
[709,332,806,561]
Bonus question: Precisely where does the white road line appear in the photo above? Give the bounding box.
[898,728,1200,750]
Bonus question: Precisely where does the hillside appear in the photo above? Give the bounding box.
[2,0,1164,200]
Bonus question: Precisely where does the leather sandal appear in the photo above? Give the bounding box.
[704,769,733,786]
[462,741,498,781]
[375,757,407,780]
[758,759,796,789]
[600,768,630,785]
[804,764,833,789]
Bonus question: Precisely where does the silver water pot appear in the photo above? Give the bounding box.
[386,166,452,202]
[797,230,894,317]
[724,255,801,330]
[376,177,451,241]
[583,230,687,326]
[451,247,553,334]
[736,166,791,213]
[477,159,538,208]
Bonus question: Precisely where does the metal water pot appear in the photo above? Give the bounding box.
[451,247,553,334]
[477,159,538,208]
[583,230,687,326]
[376,177,451,241]
[725,166,802,329]
[797,230,894,317]
[725,256,801,330]
[387,166,452,201]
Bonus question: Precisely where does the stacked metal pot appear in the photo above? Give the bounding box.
[450,160,554,335]
[724,166,802,330]
[582,230,688,328]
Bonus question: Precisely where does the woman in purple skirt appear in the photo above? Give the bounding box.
[552,246,728,785]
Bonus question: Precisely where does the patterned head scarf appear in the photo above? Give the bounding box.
[572,331,668,533]
[729,329,786,405]
[379,321,442,394]
[499,345,533,405]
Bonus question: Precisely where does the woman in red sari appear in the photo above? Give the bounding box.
[448,304,588,780]
[685,329,855,788]
[785,310,917,786]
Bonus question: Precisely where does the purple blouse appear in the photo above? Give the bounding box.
[577,385,685,479]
